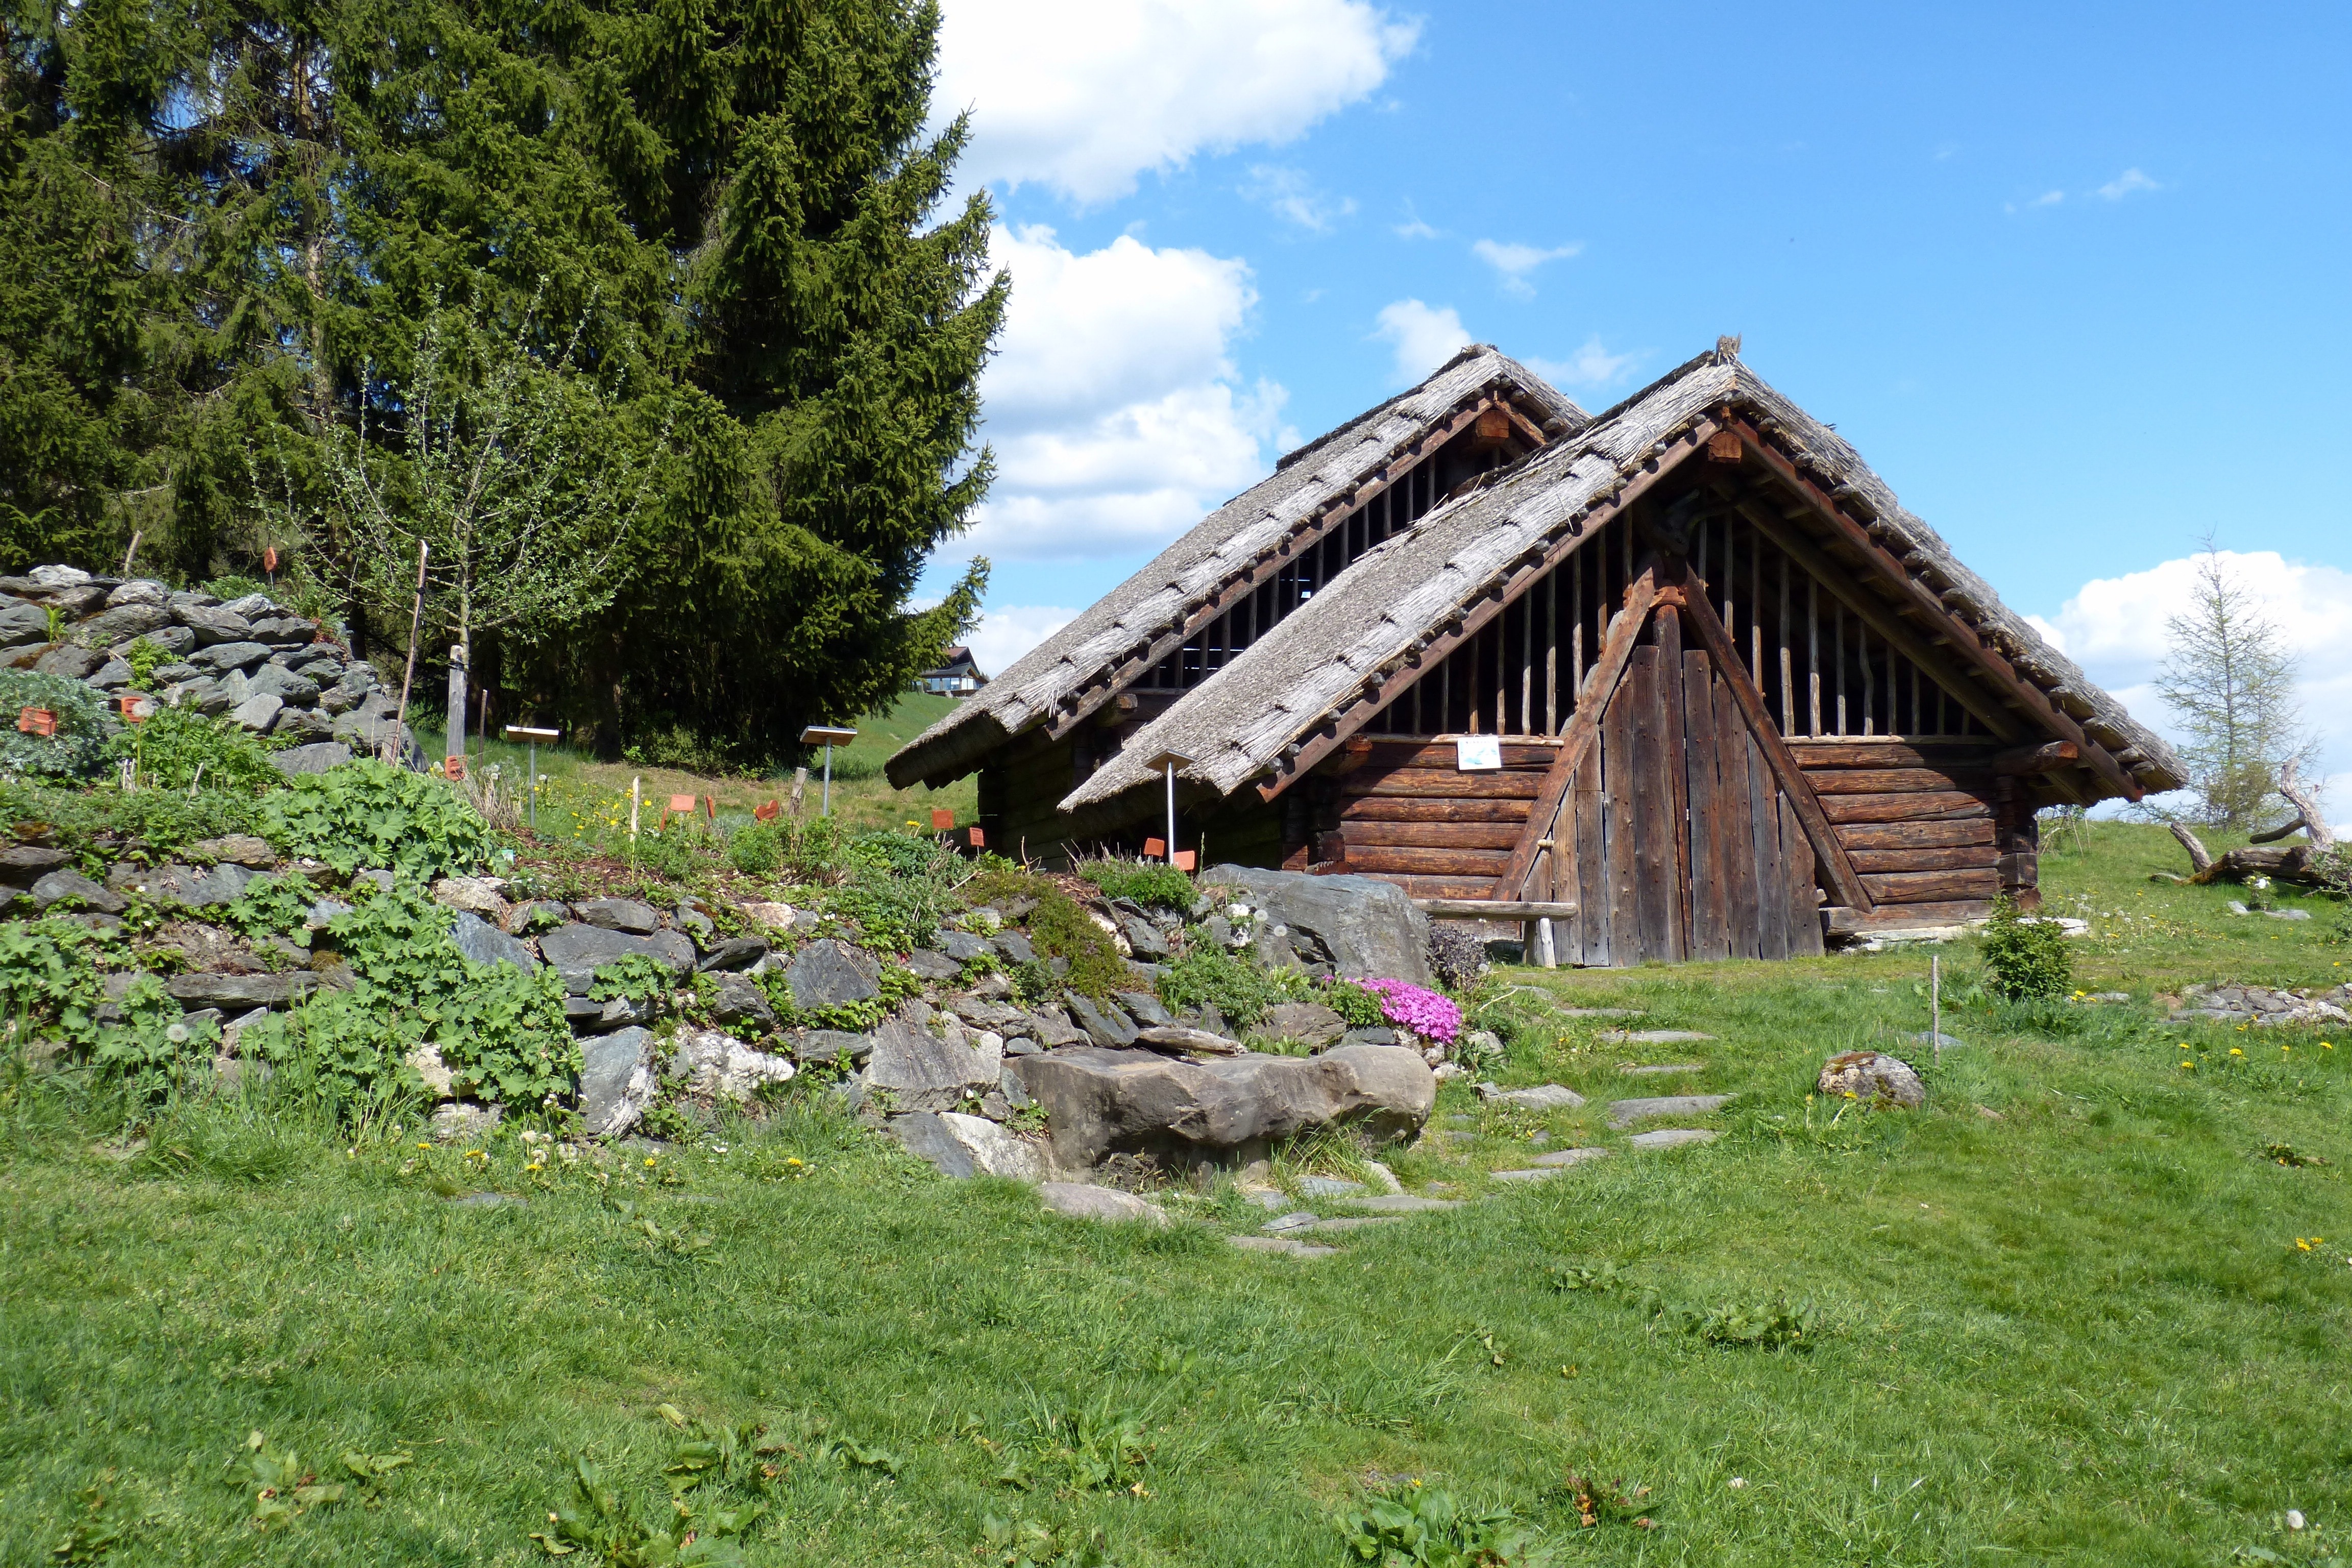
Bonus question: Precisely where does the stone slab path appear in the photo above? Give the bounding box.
[1628,1128,1720,1149]
[1600,1029,1716,1044]
[1609,1093,1734,1128]
[1529,1146,1609,1167]
[1619,1062,1704,1077]
[1230,1235,1337,1258]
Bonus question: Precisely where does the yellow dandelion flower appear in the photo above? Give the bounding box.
[786,1157,803,1166]
[2179,1061,2195,1070]
[2231,1047,2244,1057]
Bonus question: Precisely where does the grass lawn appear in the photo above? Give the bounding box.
[6,823,2352,1564]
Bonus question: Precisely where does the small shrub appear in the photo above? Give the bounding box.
[1336,1484,1548,1566]
[824,830,965,950]
[1979,896,2072,1000]
[1156,944,1304,1030]
[261,758,492,880]
[1648,1291,1818,1351]
[1426,924,1488,992]
[107,704,282,794]
[633,821,715,884]
[1323,979,1387,1029]
[727,818,786,877]
[1025,887,1132,1000]
[1075,856,1194,914]
[0,669,113,778]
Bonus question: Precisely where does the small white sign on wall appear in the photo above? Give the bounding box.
[1455,736,1502,772]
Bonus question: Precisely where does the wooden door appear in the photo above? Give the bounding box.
[1556,632,1825,966]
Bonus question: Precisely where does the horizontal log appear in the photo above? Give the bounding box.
[1833,818,1996,850]
[1803,767,1992,795]
[1860,869,2002,903]
[1819,791,1993,825]
[1995,740,2078,776]
[1849,899,1995,929]
[1342,769,1546,799]
[1340,797,1533,823]
[1361,740,1561,771]
[1414,899,1580,919]
[1338,845,1514,876]
[1787,740,1998,769]
[1365,874,1498,901]
[1847,846,2001,874]
[1342,821,1525,849]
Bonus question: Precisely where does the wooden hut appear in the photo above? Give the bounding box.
[888,343,2183,963]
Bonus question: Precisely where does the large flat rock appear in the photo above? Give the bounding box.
[1198,865,1433,984]
[1608,1093,1735,1129]
[786,938,879,1010]
[892,1112,1043,1181]
[538,923,696,994]
[579,1026,656,1138]
[864,1010,1002,1112]
[1010,1043,1435,1170]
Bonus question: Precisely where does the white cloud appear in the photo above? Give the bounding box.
[1529,337,1640,391]
[2031,550,2352,815]
[1472,238,1583,296]
[965,604,1081,680]
[1372,299,1471,384]
[2031,189,2065,207]
[1392,205,1440,240]
[2096,167,2161,201]
[1240,165,1356,232]
[956,225,1289,561]
[935,0,1420,204]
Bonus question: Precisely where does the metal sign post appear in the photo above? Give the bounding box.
[503,725,560,836]
[800,726,858,817]
[1144,750,1193,867]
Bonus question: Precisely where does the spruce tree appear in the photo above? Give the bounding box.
[2154,541,2310,829]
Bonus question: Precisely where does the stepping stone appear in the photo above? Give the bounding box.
[1263,1211,1320,1234]
[1529,1146,1609,1167]
[1490,1167,1560,1183]
[1298,1175,1365,1198]
[446,1192,527,1208]
[1609,1093,1734,1128]
[1363,1161,1404,1194]
[1240,1187,1290,1211]
[1599,1030,1716,1044]
[1620,1062,1703,1077]
[1475,1083,1586,1111]
[1349,1193,1463,1212]
[1038,1183,1169,1227]
[1909,1031,1968,1050]
[1230,1235,1337,1259]
[1628,1129,1719,1150]
[1558,1007,1643,1017]
[1304,1215,1408,1232]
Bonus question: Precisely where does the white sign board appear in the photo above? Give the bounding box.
[1455,736,1502,772]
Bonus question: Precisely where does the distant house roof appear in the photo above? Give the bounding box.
[887,346,1585,788]
[1054,346,2184,821]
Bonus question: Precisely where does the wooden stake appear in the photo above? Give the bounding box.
[389,539,430,767]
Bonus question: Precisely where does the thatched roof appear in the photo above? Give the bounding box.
[1063,347,2185,817]
[886,346,1586,789]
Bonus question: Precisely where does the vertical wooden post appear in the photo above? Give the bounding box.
[1834,601,1846,736]
[1861,623,1875,736]
[1777,548,1793,735]
[1806,577,1821,737]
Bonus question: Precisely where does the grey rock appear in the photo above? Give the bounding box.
[1608,1094,1735,1128]
[306,897,351,928]
[892,1111,1043,1180]
[1228,1234,1337,1258]
[1198,864,1433,985]
[1489,1167,1562,1183]
[791,1028,874,1066]
[992,930,1037,964]
[1011,1044,1435,1170]
[579,1027,657,1138]
[1476,1082,1586,1112]
[931,928,991,962]
[1598,1028,1716,1044]
[579,898,660,935]
[2267,909,2314,922]
[668,1028,795,1100]
[948,996,1027,1031]
[166,971,314,1009]
[114,625,194,658]
[1115,990,1174,1029]
[1297,1175,1363,1198]
[1303,1215,1409,1231]
[0,844,71,886]
[271,741,354,777]
[1627,1128,1720,1150]
[1135,1024,1245,1057]
[220,594,277,617]
[1024,1005,1089,1048]
[706,972,775,1029]
[968,971,1016,1001]
[0,598,50,646]
[505,900,570,933]
[1004,1037,1043,1057]
[451,911,540,973]
[174,603,253,644]
[904,949,961,982]
[274,697,336,737]
[864,1012,1002,1113]
[1529,1146,1610,1168]
[106,579,169,607]
[673,906,715,946]
[28,565,94,587]
[31,868,125,914]
[1263,1211,1320,1233]
[1037,1183,1168,1226]
[1815,1051,1925,1109]
[181,677,233,716]
[1342,1026,1398,1046]
[1620,1061,1703,1076]
[75,602,173,647]
[1352,1192,1464,1211]
[999,1065,1034,1109]
[539,923,696,994]
[192,640,272,673]
[35,644,104,680]
[1066,993,1138,1047]
[1908,1031,1968,1051]
[86,658,133,689]
[787,938,880,1010]
[188,834,277,869]
[405,1044,456,1097]
[229,692,283,731]
[433,875,510,921]
[1115,911,1170,960]
[430,1103,503,1141]
[108,860,254,910]
[249,615,315,645]
[564,995,605,1027]
[1261,1001,1347,1048]
[240,662,320,704]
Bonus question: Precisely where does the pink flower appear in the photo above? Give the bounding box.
[1356,978,1461,1046]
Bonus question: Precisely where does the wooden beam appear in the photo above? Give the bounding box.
[1255,423,1722,802]
[1488,560,1662,895]
[1676,575,1875,912]
[1993,740,2078,775]
[1726,421,2144,801]
[1415,899,1581,919]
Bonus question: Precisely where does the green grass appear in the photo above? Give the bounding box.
[6,822,2352,1564]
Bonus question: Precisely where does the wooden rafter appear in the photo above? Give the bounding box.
[1725,419,2144,801]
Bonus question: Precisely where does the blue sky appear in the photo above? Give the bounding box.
[923,1,2352,810]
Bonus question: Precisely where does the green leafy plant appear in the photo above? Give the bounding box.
[219,871,323,943]
[1074,857,1194,914]
[591,954,675,1009]
[1337,1483,1550,1566]
[824,831,965,951]
[228,1429,349,1529]
[1648,1291,1818,1350]
[0,919,218,1098]
[1548,1261,1622,1294]
[106,704,282,794]
[261,758,492,879]
[531,1453,744,1564]
[0,669,113,778]
[726,818,786,877]
[46,1469,139,1562]
[1979,896,2073,1000]
[990,1404,1151,1494]
[0,778,265,865]
[1324,978,1389,1029]
[120,636,170,691]
[978,1513,1120,1568]
[1156,943,1305,1030]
